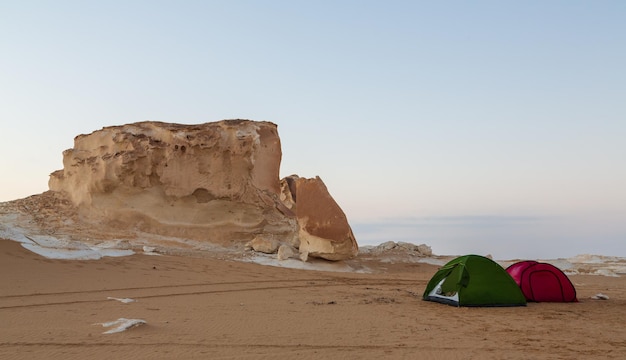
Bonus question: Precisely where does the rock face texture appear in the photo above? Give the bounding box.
[50,120,282,207]
[280,175,358,261]
[42,120,357,260]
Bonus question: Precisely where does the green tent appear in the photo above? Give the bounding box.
[423,254,527,307]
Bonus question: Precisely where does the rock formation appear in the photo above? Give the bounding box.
[280,175,358,261]
[41,120,357,260]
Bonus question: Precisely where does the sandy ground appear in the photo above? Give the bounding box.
[1,239,625,360]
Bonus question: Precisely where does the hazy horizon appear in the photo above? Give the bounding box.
[1,1,624,259]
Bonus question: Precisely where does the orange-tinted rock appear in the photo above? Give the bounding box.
[280,175,358,261]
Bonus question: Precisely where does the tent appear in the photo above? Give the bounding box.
[423,255,526,307]
[506,261,577,302]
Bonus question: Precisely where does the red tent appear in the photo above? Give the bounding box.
[506,261,577,302]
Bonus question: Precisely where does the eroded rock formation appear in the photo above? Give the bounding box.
[41,120,357,260]
[280,175,358,261]
[48,120,297,247]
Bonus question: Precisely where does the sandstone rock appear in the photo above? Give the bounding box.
[397,242,432,256]
[397,242,417,252]
[245,235,281,254]
[379,241,397,251]
[370,241,432,257]
[277,243,299,260]
[280,175,358,261]
[47,120,298,246]
[416,244,433,256]
[299,250,309,262]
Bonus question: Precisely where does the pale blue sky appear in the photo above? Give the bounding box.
[1,1,624,258]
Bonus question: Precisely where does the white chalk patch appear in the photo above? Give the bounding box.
[20,243,134,260]
[0,218,135,260]
[244,253,370,273]
[416,257,447,266]
[97,318,146,334]
[591,293,609,300]
[142,245,162,256]
[107,297,136,304]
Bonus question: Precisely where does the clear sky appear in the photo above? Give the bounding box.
[1,1,624,259]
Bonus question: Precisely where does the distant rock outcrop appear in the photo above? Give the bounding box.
[39,120,357,261]
[357,241,434,261]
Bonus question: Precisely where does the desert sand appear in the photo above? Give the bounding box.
[1,239,625,360]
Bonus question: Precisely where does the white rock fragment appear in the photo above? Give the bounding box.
[97,318,146,334]
[142,246,162,256]
[107,297,136,304]
[590,293,609,300]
